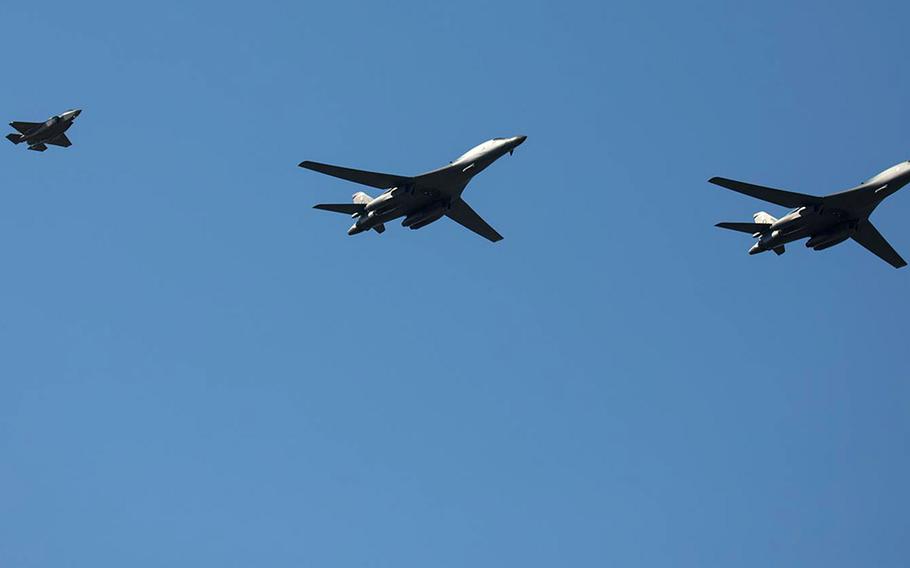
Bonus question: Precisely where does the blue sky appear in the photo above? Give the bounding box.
[2,1,909,566]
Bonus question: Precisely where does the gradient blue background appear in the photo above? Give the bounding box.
[2,1,909,566]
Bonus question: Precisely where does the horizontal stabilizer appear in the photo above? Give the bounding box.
[715,222,771,234]
[373,223,386,234]
[851,221,907,268]
[709,177,821,208]
[773,245,786,256]
[6,133,22,145]
[314,203,366,215]
[299,161,411,190]
[28,143,47,152]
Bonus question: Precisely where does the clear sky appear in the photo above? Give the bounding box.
[2,1,909,566]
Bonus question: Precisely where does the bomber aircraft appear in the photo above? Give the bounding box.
[6,109,82,152]
[712,161,910,268]
[300,136,527,242]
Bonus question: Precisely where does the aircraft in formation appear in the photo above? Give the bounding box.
[6,109,81,152]
[712,161,910,268]
[4,107,908,267]
[301,135,527,242]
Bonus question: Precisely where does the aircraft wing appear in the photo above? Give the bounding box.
[299,161,411,190]
[851,221,907,268]
[446,198,503,242]
[10,121,42,135]
[47,133,71,147]
[709,177,822,208]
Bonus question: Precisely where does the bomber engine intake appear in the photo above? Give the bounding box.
[402,203,447,230]
[806,224,855,250]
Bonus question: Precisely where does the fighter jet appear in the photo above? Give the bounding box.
[301,136,527,242]
[712,161,910,268]
[6,109,82,152]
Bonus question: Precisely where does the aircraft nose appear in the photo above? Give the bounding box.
[513,135,527,146]
[72,109,82,117]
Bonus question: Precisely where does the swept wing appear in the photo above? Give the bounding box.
[47,133,72,147]
[10,121,42,135]
[852,221,907,268]
[446,198,503,242]
[299,161,411,190]
[709,177,822,208]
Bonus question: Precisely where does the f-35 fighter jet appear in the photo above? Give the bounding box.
[301,136,526,242]
[712,161,910,268]
[6,109,82,152]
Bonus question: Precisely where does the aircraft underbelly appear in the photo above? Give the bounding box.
[778,215,834,243]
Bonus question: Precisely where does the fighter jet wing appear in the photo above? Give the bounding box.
[446,198,503,242]
[851,221,907,268]
[47,133,71,147]
[299,161,411,190]
[709,177,822,208]
[10,121,42,135]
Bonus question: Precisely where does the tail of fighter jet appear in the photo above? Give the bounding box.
[6,133,23,145]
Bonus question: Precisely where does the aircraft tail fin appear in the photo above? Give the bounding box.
[313,192,373,216]
[6,133,23,145]
[27,143,47,152]
[773,245,786,256]
[753,211,777,224]
[352,191,372,205]
[373,223,386,234]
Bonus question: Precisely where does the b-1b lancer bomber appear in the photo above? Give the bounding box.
[6,109,82,152]
[712,161,910,268]
[301,136,527,242]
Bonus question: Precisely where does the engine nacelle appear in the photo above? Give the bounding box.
[364,191,398,214]
[770,208,807,233]
[402,203,447,229]
[757,230,782,248]
[806,226,852,250]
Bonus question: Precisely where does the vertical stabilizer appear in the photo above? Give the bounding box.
[753,211,778,224]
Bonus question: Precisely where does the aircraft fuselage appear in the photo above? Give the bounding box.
[749,162,910,255]
[11,109,81,149]
[346,136,526,235]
